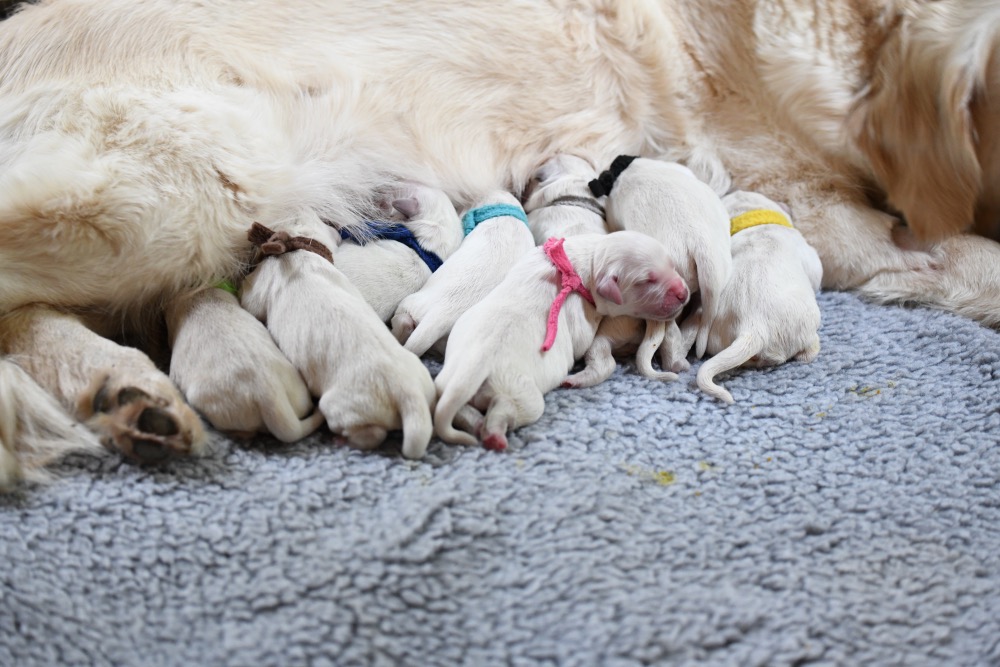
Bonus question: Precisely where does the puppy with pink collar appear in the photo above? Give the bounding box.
[391,191,535,356]
[696,191,823,404]
[434,231,688,451]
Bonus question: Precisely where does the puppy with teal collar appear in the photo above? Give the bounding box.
[336,183,463,322]
[391,191,535,356]
[695,191,823,404]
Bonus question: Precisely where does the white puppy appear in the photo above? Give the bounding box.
[391,191,535,356]
[595,156,733,369]
[696,191,823,404]
[166,287,324,442]
[523,154,607,243]
[335,184,463,322]
[240,226,436,458]
[434,231,689,451]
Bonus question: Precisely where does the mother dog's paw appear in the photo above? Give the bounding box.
[82,377,206,464]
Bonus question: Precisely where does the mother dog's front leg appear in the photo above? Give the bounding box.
[0,305,206,464]
[240,251,436,459]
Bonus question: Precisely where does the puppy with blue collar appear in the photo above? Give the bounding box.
[335,183,463,322]
[391,190,535,357]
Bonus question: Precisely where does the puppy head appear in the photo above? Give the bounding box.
[849,3,1000,241]
[522,154,599,212]
[592,231,690,320]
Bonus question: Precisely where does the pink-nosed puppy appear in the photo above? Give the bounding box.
[600,157,733,369]
[391,190,535,356]
[241,244,436,458]
[335,184,463,322]
[434,231,689,452]
[166,287,325,442]
[523,154,607,243]
[696,191,823,404]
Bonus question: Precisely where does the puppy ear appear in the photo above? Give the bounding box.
[392,197,420,219]
[849,11,984,241]
[595,273,623,305]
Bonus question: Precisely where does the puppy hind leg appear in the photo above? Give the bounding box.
[658,320,692,373]
[390,311,417,345]
[563,335,618,389]
[481,387,545,452]
[635,321,678,383]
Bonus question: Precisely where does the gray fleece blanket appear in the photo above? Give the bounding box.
[2,291,999,666]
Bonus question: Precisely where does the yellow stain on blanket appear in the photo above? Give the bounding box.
[621,464,676,486]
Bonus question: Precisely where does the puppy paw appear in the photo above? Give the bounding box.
[482,432,508,452]
[83,377,205,464]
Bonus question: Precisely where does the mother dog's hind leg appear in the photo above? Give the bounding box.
[0,305,206,464]
[855,232,1000,329]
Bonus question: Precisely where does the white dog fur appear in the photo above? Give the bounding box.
[523,155,608,243]
[695,191,823,404]
[335,183,463,322]
[2,0,1000,486]
[391,191,535,357]
[434,231,690,451]
[166,287,324,442]
[603,158,733,377]
[240,238,436,459]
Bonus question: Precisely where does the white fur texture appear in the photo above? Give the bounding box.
[523,155,608,243]
[696,191,824,404]
[434,231,688,450]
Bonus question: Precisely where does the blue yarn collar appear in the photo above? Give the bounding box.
[340,222,444,272]
[461,203,529,236]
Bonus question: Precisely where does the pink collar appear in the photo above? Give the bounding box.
[541,237,595,352]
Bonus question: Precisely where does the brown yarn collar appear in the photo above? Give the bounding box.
[248,222,333,264]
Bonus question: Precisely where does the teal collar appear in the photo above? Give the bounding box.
[461,203,529,236]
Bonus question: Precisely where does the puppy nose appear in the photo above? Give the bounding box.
[665,277,689,307]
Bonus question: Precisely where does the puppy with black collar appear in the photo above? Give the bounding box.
[391,191,535,356]
[434,231,689,451]
[695,191,823,404]
[336,184,463,322]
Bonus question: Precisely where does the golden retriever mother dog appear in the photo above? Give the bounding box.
[1,0,999,487]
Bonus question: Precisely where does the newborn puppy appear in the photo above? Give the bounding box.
[241,236,436,458]
[434,231,688,451]
[335,184,463,322]
[391,191,535,356]
[166,287,324,442]
[523,154,607,243]
[696,191,823,404]
[594,156,733,367]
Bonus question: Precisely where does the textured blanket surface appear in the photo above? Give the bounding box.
[2,291,999,666]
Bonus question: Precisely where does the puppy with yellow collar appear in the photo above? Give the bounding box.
[695,191,823,404]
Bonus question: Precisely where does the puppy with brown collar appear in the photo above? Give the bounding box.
[240,220,436,458]
[391,191,535,356]
[434,231,689,451]
[335,184,463,322]
[695,191,823,404]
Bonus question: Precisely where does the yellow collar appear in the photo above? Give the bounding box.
[729,209,793,235]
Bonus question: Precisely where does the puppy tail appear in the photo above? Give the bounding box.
[397,388,435,460]
[634,320,678,382]
[433,372,485,447]
[696,333,760,404]
[0,357,102,490]
[259,403,325,443]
